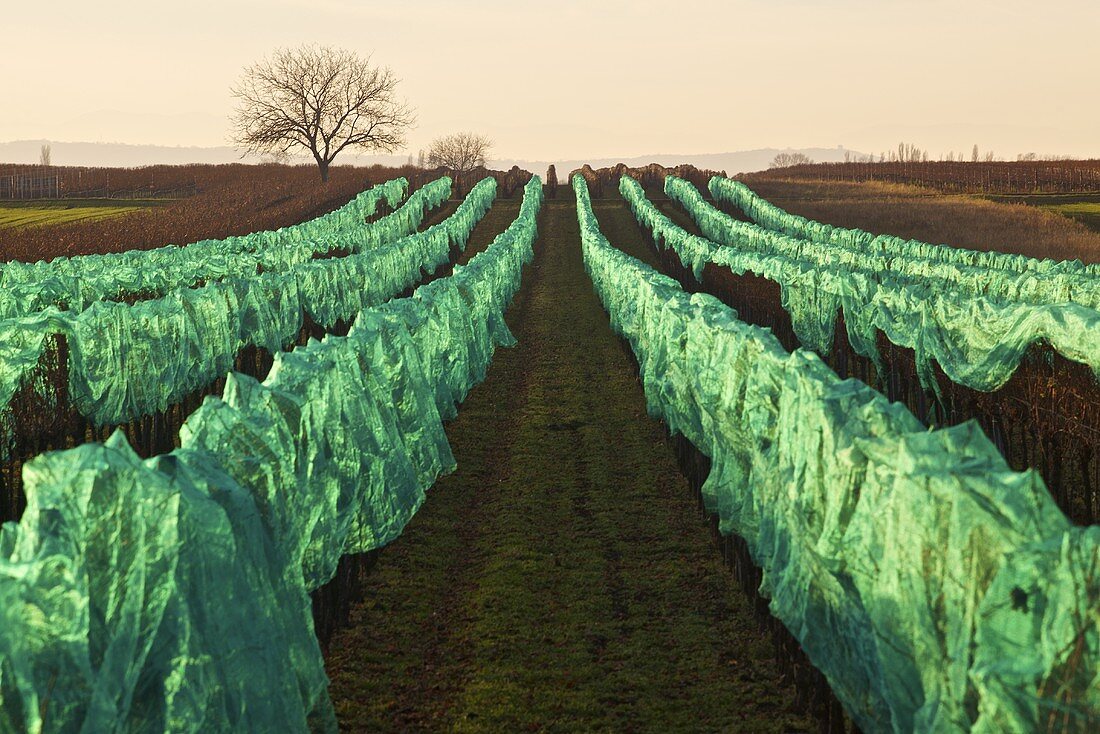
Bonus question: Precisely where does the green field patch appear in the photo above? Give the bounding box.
[1046,201,1100,216]
[0,199,168,229]
[1039,202,1100,233]
[986,192,1100,234]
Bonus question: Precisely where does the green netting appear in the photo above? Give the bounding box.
[0,177,409,300]
[577,174,1098,733]
[0,176,454,320]
[648,176,1100,393]
[711,176,1100,279]
[0,178,495,457]
[0,175,542,733]
[687,180,1100,312]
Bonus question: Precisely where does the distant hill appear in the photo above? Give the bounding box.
[0,140,864,176]
[0,140,411,168]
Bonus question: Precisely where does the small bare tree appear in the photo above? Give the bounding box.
[39,144,51,167]
[770,152,813,168]
[894,142,924,162]
[427,132,492,172]
[230,45,415,182]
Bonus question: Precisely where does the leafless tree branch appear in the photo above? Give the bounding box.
[426,132,492,173]
[770,152,814,169]
[230,45,416,182]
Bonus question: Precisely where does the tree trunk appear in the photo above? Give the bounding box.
[317,159,330,183]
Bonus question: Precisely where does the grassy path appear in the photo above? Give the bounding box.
[325,194,812,732]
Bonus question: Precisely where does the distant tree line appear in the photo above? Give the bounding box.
[770,143,1024,170]
[806,142,1080,169]
[759,150,1100,194]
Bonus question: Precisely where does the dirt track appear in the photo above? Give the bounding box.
[325,193,812,732]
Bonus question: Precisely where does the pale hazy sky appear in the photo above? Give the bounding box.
[6,0,1099,160]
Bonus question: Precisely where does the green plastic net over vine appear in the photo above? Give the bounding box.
[648,175,1100,393]
[0,176,543,733]
[711,176,1100,280]
[0,177,498,461]
[579,174,1098,734]
[0,177,420,320]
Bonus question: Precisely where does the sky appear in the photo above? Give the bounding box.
[5,0,1099,161]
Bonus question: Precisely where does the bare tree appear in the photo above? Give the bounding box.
[230,45,415,182]
[427,132,492,172]
[893,142,924,163]
[39,144,51,167]
[972,144,980,163]
[770,152,813,168]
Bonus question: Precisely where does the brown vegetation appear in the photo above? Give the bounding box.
[738,177,1100,264]
[0,163,420,261]
[434,164,533,198]
[759,159,1100,194]
[571,162,723,199]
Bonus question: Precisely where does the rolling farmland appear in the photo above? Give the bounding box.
[0,162,1097,733]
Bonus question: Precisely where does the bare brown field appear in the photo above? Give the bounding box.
[740,176,1100,264]
[761,159,1100,194]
